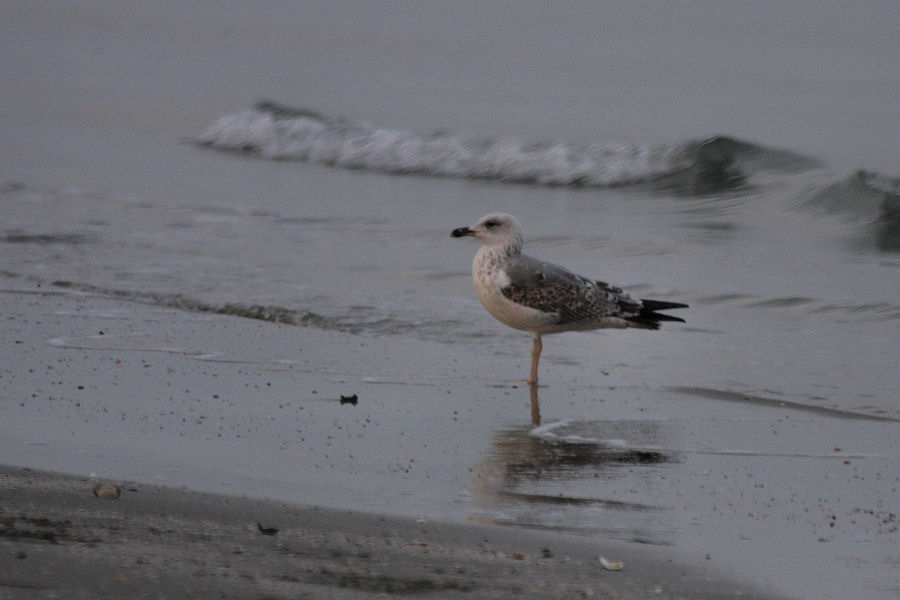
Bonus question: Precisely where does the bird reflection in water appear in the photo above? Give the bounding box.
[470,387,679,543]
[529,382,540,426]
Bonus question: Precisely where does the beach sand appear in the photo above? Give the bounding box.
[0,464,773,599]
[2,274,897,599]
[0,277,787,599]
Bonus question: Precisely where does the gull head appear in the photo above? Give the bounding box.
[451,213,524,249]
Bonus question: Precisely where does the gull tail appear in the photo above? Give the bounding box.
[626,299,689,329]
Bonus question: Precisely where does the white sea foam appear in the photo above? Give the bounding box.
[529,419,574,439]
[193,103,773,189]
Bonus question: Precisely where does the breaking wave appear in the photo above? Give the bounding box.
[193,101,817,193]
[805,170,900,251]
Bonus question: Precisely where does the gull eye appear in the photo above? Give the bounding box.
[485,220,497,229]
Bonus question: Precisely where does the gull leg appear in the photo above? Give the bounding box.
[528,333,542,385]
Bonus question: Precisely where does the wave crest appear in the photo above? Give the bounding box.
[193,101,816,192]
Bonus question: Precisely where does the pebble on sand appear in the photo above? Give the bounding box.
[92,483,121,499]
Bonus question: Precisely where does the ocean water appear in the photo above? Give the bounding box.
[2,2,899,599]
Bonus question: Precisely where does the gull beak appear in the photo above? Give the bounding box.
[451,226,473,238]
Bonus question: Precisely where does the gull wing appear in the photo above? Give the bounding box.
[500,253,643,325]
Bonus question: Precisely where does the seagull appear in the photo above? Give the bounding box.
[451,213,687,384]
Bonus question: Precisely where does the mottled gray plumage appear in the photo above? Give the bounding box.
[500,253,645,327]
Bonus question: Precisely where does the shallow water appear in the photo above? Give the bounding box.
[2,2,899,599]
[4,162,897,419]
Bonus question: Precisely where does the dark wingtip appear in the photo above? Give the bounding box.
[626,298,688,328]
[626,313,685,329]
[650,313,686,323]
[640,299,689,311]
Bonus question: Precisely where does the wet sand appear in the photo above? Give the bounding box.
[0,464,775,599]
[0,278,777,599]
[2,276,898,600]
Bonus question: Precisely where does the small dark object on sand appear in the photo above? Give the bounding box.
[92,483,121,499]
[340,394,358,406]
[257,522,279,536]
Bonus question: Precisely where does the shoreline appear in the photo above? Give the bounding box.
[2,277,897,599]
[0,464,776,599]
